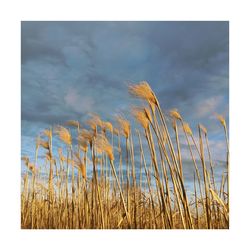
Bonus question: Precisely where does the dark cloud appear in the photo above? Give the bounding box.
[21,21,229,160]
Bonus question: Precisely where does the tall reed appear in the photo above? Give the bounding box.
[21,81,229,229]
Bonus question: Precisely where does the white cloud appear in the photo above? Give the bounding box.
[64,88,94,114]
[195,95,223,118]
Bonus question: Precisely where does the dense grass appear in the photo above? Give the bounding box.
[21,82,229,229]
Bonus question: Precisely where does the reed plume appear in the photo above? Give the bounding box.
[95,133,114,161]
[54,126,72,146]
[43,129,52,139]
[169,109,182,120]
[216,114,226,129]
[116,116,130,139]
[86,114,103,135]
[22,156,36,174]
[65,120,80,128]
[131,106,150,130]
[183,122,193,136]
[199,124,207,135]
[74,153,87,180]
[36,138,50,150]
[21,81,229,229]
[102,121,113,133]
[128,81,158,105]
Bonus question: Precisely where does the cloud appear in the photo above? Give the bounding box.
[64,88,94,114]
[194,96,224,118]
[21,21,229,162]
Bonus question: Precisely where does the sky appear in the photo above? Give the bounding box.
[21,21,229,166]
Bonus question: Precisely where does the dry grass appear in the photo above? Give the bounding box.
[21,82,229,229]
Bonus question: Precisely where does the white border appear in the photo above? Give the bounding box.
[1,0,250,249]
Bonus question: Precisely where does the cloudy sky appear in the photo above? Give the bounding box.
[21,21,229,163]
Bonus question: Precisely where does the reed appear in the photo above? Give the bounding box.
[21,82,229,229]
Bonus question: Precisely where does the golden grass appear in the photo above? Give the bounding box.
[21,82,229,229]
[54,126,72,146]
[169,109,182,120]
[116,116,131,139]
[131,106,150,130]
[128,81,157,105]
[183,122,193,136]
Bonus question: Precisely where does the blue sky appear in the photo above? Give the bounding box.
[21,21,229,165]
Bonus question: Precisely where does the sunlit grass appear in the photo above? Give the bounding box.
[21,81,229,229]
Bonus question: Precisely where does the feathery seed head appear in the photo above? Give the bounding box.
[65,120,80,128]
[183,122,193,136]
[131,107,149,130]
[86,114,102,133]
[128,81,158,105]
[74,153,87,179]
[79,129,93,144]
[43,129,52,139]
[54,125,72,145]
[199,124,207,135]
[169,109,182,120]
[216,114,226,129]
[37,138,50,150]
[103,121,113,133]
[78,134,89,152]
[21,156,29,166]
[22,156,35,173]
[95,134,114,161]
[27,162,36,174]
[116,116,130,138]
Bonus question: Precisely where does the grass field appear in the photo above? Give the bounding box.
[21,81,229,229]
